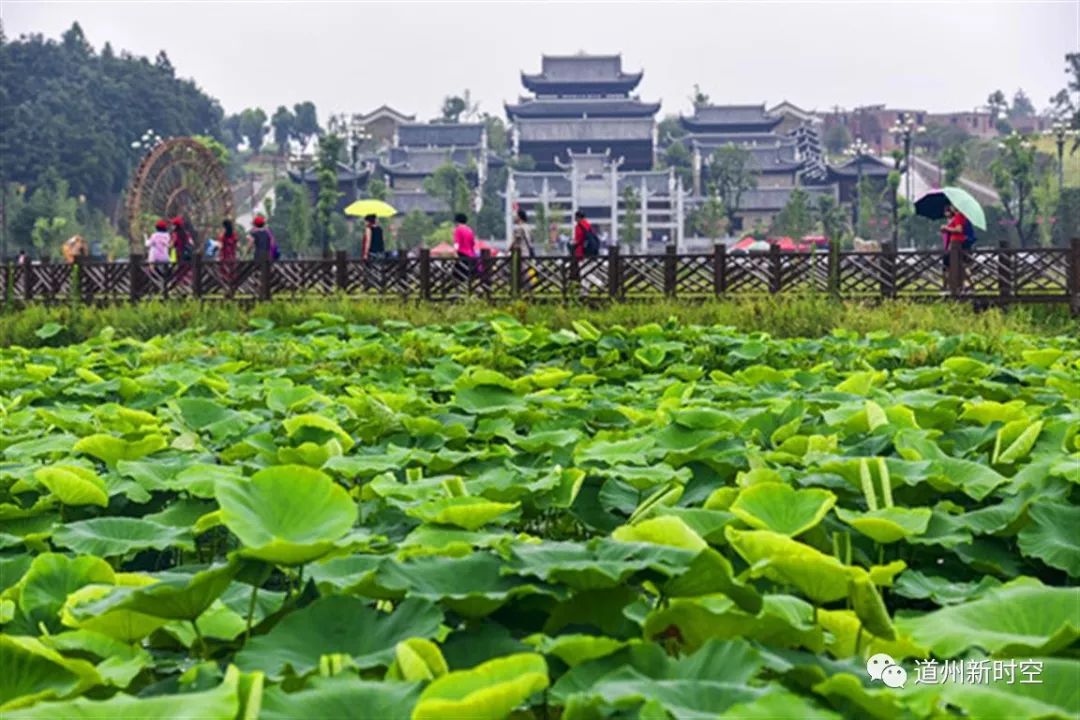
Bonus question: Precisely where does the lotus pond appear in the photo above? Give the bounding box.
[1,315,1078,719]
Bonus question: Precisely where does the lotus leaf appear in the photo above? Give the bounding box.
[411,652,549,720]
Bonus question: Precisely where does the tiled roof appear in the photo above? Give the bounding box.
[354,105,415,124]
[733,186,837,211]
[506,98,659,119]
[522,54,643,93]
[383,147,481,176]
[388,190,449,214]
[397,123,484,148]
[681,104,783,131]
[827,155,894,178]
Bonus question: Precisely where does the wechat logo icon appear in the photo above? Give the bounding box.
[867,653,907,689]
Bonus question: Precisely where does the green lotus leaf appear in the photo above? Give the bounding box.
[834,506,932,544]
[406,496,520,531]
[282,413,355,451]
[4,663,241,720]
[992,419,1043,465]
[892,570,1001,606]
[905,657,1080,720]
[719,690,842,719]
[849,573,895,640]
[612,516,708,552]
[817,609,928,661]
[664,547,764,613]
[40,630,152,689]
[15,553,115,631]
[0,635,102,711]
[52,517,194,558]
[644,594,824,654]
[215,465,357,565]
[1017,501,1080,576]
[454,384,526,415]
[65,563,236,621]
[928,457,1009,500]
[32,465,107,507]
[810,672,906,720]
[510,539,693,592]
[959,399,1028,425]
[370,553,553,617]
[174,397,250,441]
[411,652,549,720]
[730,483,836,536]
[725,528,856,603]
[895,580,1080,656]
[942,356,992,378]
[260,677,422,720]
[72,433,166,467]
[526,634,630,667]
[671,407,739,431]
[386,638,449,681]
[265,384,323,414]
[60,581,169,642]
[554,639,767,720]
[575,436,656,465]
[235,596,442,678]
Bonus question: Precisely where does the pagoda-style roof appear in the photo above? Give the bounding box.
[288,162,370,185]
[827,154,894,179]
[397,123,484,148]
[522,54,643,96]
[680,104,783,133]
[382,147,480,177]
[768,101,821,124]
[517,117,653,143]
[506,97,659,120]
[354,105,415,125]
[688,133,796,149]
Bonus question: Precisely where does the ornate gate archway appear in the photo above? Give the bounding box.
[126,137,233,254]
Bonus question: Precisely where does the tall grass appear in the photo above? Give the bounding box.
[1,296,1075,348]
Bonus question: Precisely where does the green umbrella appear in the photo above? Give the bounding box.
[915,186,987,230]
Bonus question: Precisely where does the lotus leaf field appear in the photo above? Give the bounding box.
[1,315,1078,719]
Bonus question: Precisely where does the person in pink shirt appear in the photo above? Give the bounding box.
[453,213,477,283]
[145,219,171,263]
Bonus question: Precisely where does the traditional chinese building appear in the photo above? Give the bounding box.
[382,122,490,214]
[506,54,660,171]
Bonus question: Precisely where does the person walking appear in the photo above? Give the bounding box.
[453,212,477,284]
[16,250,27,266]
[511,208,536,291]
[362,214,385,261]
[572,210,590,260]
[247,215,273,263]
[145,220,172,263]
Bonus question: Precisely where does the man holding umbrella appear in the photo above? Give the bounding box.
[915,186,986,281]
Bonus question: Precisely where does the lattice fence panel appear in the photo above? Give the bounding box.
[895,252,946,296]
[726,254,770,293]
[621,255,665,297]
[676,255,714,296]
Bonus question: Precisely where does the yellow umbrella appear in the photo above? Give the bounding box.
[344,199,397,218]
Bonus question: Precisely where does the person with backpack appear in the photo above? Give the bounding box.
[247,215,274,263]
[363,214,385,261]
[574,210,600,259]
[941,204,968,269]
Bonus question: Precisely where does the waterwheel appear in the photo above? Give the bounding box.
[125,137,234,255]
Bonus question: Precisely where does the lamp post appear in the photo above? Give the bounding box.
[890,114,925,249]
[1046,121,1076,193]
[845,137,872,237]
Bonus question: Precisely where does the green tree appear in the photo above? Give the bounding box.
[12,174,80,259]
[366,177,389,201]
[705,146,757,226]
[692,185,728,241]
[657,115,687,146]
[823,125,852,156]
[991,133,1039,247]
[816,194,848,245]
[193,135,230,168]
[941,145,966,185]
[690,84,710,108]
[772,187,813,238]
[271,106,294,156]
[484,114,508,155]
[1009,89,1035,119]
[660,140,693,187]
[1050,53,1080,152]
[397,209,434,248]
[292,101,320,148]
[424,221,454,248]
[987,90,1009,124]
[314,134,343,254]
[268,180,312,256]
[238,108,268,153]
[439,96,467,124]
[620,185,639,246]
[423,163,471,217]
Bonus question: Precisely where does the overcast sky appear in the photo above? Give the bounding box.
[2,1,1076,121]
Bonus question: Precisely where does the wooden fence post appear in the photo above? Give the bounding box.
[997,240,1013,304]
[828,240,840,297]
[335,250,348,292]
[663,243,677,297]
[192,253,203,299]
[769,243,782,294]
[128,254,142,302]
[881,241,897,299]
[947,241,962,298]
[72,254,84,306]
[713,243,727,298]
[419,248,431,301]
[259,255,272,301]
[607,244,620,299]
[510,247,521,299]
[23,257,34,302]
[1069,237,1080,315]
[397,251,409,300]
[480,249,492,301]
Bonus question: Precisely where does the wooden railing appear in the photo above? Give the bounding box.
[3,239,1079,311]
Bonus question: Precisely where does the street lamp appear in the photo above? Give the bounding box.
[845,137,873,236]
[1046,121,1076,193]
[891,113,925,248]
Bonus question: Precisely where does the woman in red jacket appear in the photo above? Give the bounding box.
[573,210,591,259]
